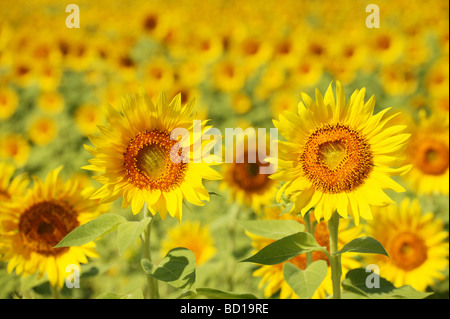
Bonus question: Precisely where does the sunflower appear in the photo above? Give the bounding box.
[0,87,19,121]
[0,167,104,288]
[37,90,65,115]
[74,103,104,137]
[28,116,58,146]
[0,161,29,202]
[220,130,278,214]
[362,197,449,291]
[84,90,221,220]
[272,81,411,225]
[403,111,449,195]
[0,133,30,168]
[249,208,361,299]
[161,220,216,266]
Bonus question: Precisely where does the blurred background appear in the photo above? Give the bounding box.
[0,0,448,299]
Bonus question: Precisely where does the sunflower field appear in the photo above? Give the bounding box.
[0,0,448,304]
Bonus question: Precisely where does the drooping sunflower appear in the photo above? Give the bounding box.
[84,90,221,220]
[161,220,216,266]
[272,81,411,225]
[248,208,361,299]
[220,130,278,214]
[362,197,449,291]
[0,167,104,288]
[403,111,449,195]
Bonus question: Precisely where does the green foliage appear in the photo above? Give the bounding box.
[141,248,197,292]
[241,232,326,265]
[342,268,433,299]
[337,236,389,257]
[55,214,126,248]
[117,217,152,256]
[283,261,328,299]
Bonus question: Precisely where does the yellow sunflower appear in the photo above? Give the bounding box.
[220,130,278,214]
[0,87,19,121]
[84,90,222,220]
[362,197,449,291]
[0,167,104,288]
[403,111,449,195]
[249,208,361,299]
[272,81,411,225]
[0,133,30,168]
[0,161,29,202]
[161,220,216,266]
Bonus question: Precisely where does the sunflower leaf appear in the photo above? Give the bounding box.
[116,217,152,256]
[241,232,325,265]
[283,260,328,299]
[54,214,126,248]
[141,247,196,292]
[342,268,433,299]
[239,219,305,240]
[336,236,389,257]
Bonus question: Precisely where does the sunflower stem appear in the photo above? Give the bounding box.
[51,285,60,299]
[328,211,342,299]
[142,203,159,299]
[303,211,313,267]
[227,202,239,291]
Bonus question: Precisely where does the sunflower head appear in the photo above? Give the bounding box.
[84,89,221,221]
[0,167,105,287]
[272,81,411,225]
[363,197,449,291]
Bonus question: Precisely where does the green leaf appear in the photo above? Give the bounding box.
[180,288,258,299]
[336,236,389,257]
[96,289,144,299]
[141,247,196,292]
[283,260,328,299]
[239,219,305,240]
[241,232,325,265]
[342,268,433,299]
[117,217,152,255]
[55,214,126,248]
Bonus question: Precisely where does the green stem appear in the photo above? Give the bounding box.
[227,202,239,291]
[142,203,159,299]
[328,211,341,299]
[303,211,313,267]
[51,285,60,299]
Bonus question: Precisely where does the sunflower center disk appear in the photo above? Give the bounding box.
[231,152,273,193]
[124,130,188,191]
[415,139,449,175]
[19,201,79,256]
[390,232,428,271]
[301,124,373,193]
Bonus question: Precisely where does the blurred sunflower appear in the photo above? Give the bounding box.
[272,81,411,225]
[249,209,361,299]
[212,58,247,93]
[74,103,104,137]
[161,220,216,266]
[0,167,104,288]
[28,116,58,146]
[0,133,30,167]
[0,161,29,201]
[380,63,418,96]
[0,87,19,120]
[220,130,278,214]
[403,111,449,195]
[37,90,65,115]
[84,90,221,220]
[363,198,449,291]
